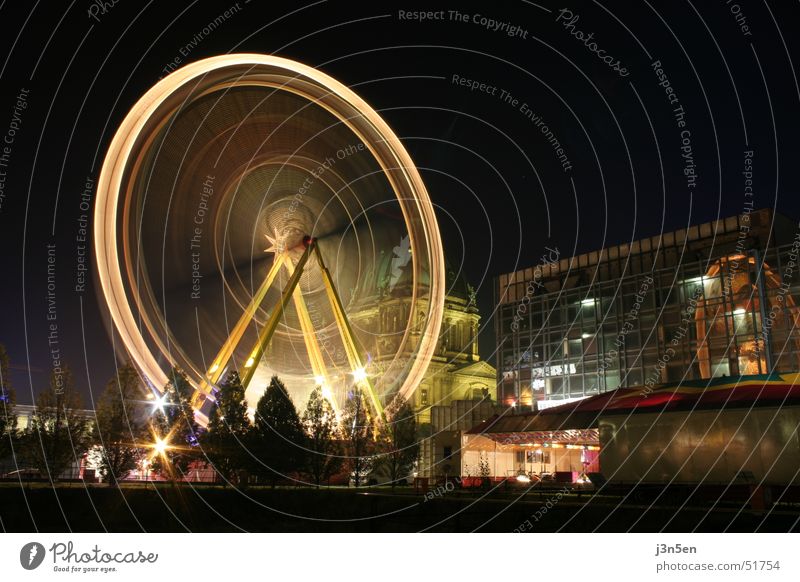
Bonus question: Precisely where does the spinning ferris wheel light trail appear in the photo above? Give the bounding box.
[93,54,445,422]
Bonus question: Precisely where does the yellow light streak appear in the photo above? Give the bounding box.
[94,54,444,413]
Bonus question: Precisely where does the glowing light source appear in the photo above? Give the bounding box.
[151,394,168,415]
[321,385,332,399]
[153,438,168,455]
[733,308,747,315]
[314,375,325,386]
[352,367,368,383]
[244,357,255,368]
[581,298,596,306]
[516,474,531,483]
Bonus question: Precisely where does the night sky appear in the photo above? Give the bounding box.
[1,0,799,405]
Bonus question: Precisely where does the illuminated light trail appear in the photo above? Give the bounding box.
[94,54,445,418]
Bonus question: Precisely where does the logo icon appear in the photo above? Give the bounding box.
[20,542,45,570]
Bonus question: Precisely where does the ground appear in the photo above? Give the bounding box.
[0,483,798,532]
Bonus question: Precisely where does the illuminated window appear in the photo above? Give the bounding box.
[420,388,429,405]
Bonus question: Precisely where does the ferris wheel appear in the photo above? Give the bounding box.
[94,55,445,420]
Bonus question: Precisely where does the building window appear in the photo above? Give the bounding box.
[420,388,429,405]
[471,386,488,400]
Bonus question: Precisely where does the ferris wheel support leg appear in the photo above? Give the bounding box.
[239,243,315,390]
[313,245,384,421]
[288,269,339,414]
[198,254,286,399]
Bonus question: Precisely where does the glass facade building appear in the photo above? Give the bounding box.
[495,209,800,407]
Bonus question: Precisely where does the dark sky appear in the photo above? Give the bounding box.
[1,0,799,404]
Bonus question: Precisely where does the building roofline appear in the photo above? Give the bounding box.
[497,208,796,284]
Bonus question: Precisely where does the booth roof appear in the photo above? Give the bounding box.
[468,373,800,435]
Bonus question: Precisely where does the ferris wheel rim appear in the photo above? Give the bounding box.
[94,53,445,404]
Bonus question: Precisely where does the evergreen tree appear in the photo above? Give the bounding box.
[93,364,147,485]
[0,344,17,460]
[200,371,252,484]
[301,386,342,487]
[149,368,200,479]
[20,365,91,480]
[341,386,380,487]
[381,397,419,488]
[251,376,305,487]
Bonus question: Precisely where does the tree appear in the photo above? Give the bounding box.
[301,386,342,487]
[20,365,91,480]
[93,364,147,485]
[341,386,381,487]
[149,368,200,479]
[200,371,252,484]
[0,344,17,460]
[381,397,419,489]
[251,376,305,487]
